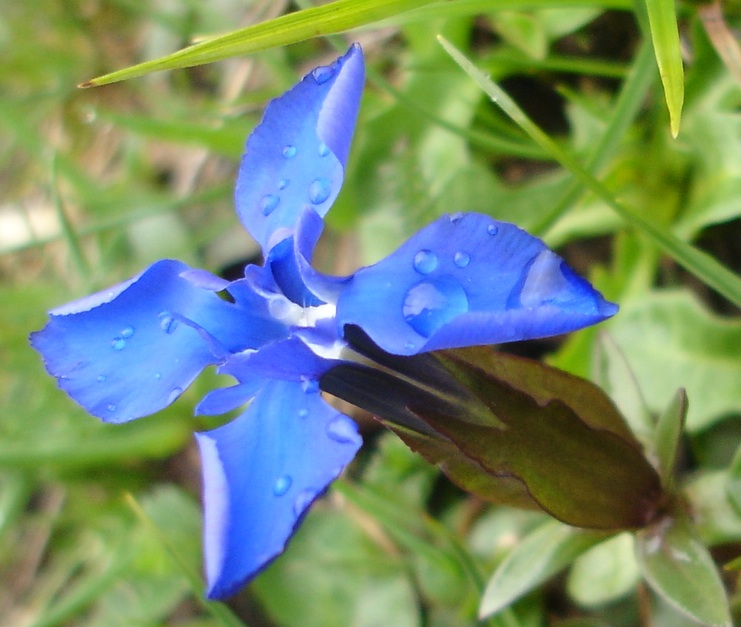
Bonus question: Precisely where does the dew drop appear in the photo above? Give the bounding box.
[293,489,315,516]
[158,310,178,334]
[311,65,335,84]
[298,408,309,419]
[278,178,289,190]
[318,142,330,157]
[273,475,292,496]
[402,277,469,338]
[404,342,416,352]
[326,415,358,444]
[449,212,463,223]
[167,387,183,404]
[268,296,292,320]
[154,372,162,380]
[260,194,280,216]
[487,223,499,236]
[97,374,107,383]
[120,325,135,338]
[282,145,297,158]
[308,178,331,204]
[107,403,117,412]
[111,337,126,351]
[413,250,438,275]
[453,251,471,268]
[302,379,319,394]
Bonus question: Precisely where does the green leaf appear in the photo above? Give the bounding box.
[322,333,664,530]
[567,532,639,607]
[636,516,732,627]
[728,444,741,517]
[653,388,687,490]
[81,0,439,86]
[253,506,420,627]
[609,290,741,432]
[479,519,609,619]
[437,36,741,310]
[643,0,685,136]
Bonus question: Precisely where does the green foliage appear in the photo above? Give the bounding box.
[3,0,740,625]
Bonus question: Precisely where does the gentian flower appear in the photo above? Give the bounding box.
[31,44,617,598]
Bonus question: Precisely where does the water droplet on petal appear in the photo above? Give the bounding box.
[107,403,117,412]
[311,65,335,84]
[302,379,320,394]
[449,212,463,223]
[97,374,106,383]
[318,142,330,157]
[453,251,471,268]
[282,145,297,158]
[308,178,331,204]
[326,415,358,444]
[298,408,309,419]
[111,338,126,351]
[154,372,162,380]
[487,223,499,236]
[293,489,315,516]
[158,310,178,334]
[404,342,415,352]
[168,387,183,404]
[260,194,279,216]
[413,250,438,275]
[278,178,289,190]
[403,277,469,337]
[273,475,292,496]
[120,325,134,338]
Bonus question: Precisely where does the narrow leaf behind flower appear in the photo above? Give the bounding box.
[643,0,685,136]
[81,0,438,87]
[636,516,732,627]
[479,519,610,619]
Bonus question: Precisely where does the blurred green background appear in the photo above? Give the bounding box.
[1,1,740,625]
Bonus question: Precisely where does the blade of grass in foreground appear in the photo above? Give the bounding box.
[81,0,438,87]
[438,36,741,309]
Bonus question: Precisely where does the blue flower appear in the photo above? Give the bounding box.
[31,44,617,598]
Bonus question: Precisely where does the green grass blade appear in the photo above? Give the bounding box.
[643,0,685,136]
[81,0,439,87]
[438,36,741,309]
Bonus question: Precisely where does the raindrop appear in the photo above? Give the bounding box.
[273,475,292,496]
[311,65,335,84]
[453,251,471,268]
[278,178,289,190]
[111,338,126,351]
[403,277,469,337]
[293,489,314,516]
[308,178,331,204]
[298,408,309,419]
[326,415,358,444]
[97,375,107,383]
[413,250,438,275]
[318,142,330,157]
[154,372,162,380]
[167,387,183,404]
[260,194,280,216]
[449,212,463,223]
[404,342,416,352]
[282,145,297,158]
[302,379,319,394]
[159,310,178,334]
[487,223,498,236]
[107,403,117,412]
[120,325,135,339]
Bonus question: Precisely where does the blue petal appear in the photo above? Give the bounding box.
[235,44,364,256]
[336,213,618,355]
[196,380,362,598]
[31,259,288,423]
